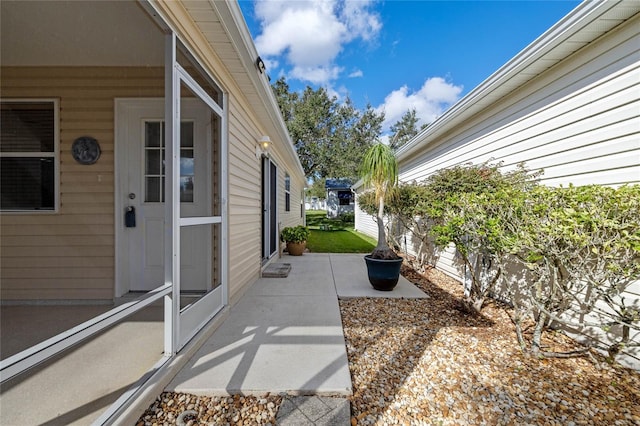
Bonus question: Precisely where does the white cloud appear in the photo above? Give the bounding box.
[253,0,381,85]
[376,77,463,132]
[290,65,343,85]
[348,69,363,78]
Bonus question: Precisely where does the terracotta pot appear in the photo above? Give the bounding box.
[286,241,306,256]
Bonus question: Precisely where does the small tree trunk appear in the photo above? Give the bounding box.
[511,311,528,353]
[376,196,386,250]
[531,310,546,356]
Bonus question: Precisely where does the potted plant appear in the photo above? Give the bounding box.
[360,142,403,290]
[280,225,310,256]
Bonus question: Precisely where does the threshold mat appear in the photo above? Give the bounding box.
[262,263,292,278]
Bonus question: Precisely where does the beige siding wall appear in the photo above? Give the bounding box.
[226,101,305,305]
[227,102,263,303]
[1,66,306,304]
[278,166,304,231]
[1,67,164,300]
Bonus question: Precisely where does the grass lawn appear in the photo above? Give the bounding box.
[305,210,376,253]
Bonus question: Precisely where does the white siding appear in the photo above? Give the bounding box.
[401,18,639,187]
[397,14,639,283]
[353,190,377,239]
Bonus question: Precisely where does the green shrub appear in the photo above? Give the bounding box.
[339,212,355,224]
[420,162,540,312]
[280,225,310,243]
[510,184,640,357]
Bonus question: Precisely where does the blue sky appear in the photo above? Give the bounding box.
[238,0,581,134]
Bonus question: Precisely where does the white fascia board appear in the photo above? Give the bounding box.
[213,1,306,177]
[396,0,627,163]
[351,178,365,191]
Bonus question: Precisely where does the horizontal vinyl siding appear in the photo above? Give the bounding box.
[279,168,304,231]
[353,191,377,239]
[1,66,164,300]
[226,100,305,305]
[401,18,639,186]
[227,102,262,303]
[398,16,639,283]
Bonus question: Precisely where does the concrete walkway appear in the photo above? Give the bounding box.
[168,254,426,396]
[167,253,427,423]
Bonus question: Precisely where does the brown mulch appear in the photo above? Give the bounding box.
[341,263,640,425]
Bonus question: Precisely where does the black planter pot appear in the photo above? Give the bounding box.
[364,255,403,291]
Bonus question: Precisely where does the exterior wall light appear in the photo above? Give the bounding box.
[256,135,272,158]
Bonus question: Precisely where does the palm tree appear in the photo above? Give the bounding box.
[361,142,399,259]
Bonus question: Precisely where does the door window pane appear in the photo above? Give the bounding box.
[144,121,193,203]
[144,121,164,202]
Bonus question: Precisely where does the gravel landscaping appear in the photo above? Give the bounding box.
[342,264,640,425]
[138,263,640,425]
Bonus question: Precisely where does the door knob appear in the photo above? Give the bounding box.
[129,193,136,200]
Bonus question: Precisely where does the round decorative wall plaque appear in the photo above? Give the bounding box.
[71,136,101,165]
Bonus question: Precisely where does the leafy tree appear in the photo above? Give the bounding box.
[285,86,337,178]
[272,77,383,181]
[344,104,384,178]
[306,178,327,200]
[390,109,420,151]
[272,77,298,124]
[360,143,399,260]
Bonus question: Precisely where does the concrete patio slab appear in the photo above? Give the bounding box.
[329,253,429,299]
[1,252,427,424]
[167,254,352,396]
[0,305,163,426]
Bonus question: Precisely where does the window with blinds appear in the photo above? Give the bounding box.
[0,100,57,211]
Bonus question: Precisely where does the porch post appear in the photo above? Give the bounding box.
[221,94,229,306]
[164,32,180,356]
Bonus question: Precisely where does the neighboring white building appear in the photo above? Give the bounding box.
[354,0,640,367]
[306,196,327,211]
[325,179,355,218]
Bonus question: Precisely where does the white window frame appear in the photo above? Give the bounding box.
[0,98,60,213]
[285,172,291,212]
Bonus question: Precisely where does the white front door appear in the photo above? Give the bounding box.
[117,99,211,292]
